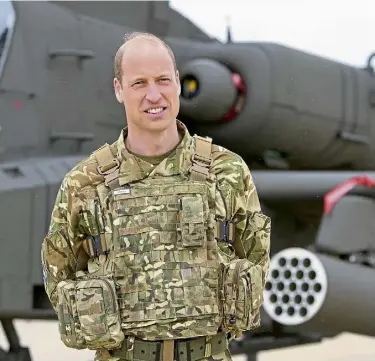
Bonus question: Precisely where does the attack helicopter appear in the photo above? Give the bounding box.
[1,1,375,361]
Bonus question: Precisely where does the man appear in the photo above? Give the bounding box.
[41,32,271,361]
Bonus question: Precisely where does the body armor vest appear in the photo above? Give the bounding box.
[109,176,220,339]
[56,135,262,352]
[93,135,221,341]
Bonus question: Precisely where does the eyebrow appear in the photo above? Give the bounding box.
[128,77,144,85]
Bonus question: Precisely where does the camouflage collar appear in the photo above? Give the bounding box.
[114,120,194,185]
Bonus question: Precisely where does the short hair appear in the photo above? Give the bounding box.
[114,31,177,83]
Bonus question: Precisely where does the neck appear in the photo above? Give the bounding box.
[125,122,181,156]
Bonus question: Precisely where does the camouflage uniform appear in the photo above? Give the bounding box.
[41,120,271,361]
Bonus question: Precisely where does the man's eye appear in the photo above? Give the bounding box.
[160,78,170,82]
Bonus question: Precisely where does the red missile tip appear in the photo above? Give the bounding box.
[232,72,245,92]
[221,72,246,122]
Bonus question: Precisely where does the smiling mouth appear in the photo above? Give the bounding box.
[144,107,167,114]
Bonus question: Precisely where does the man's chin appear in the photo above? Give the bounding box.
[142,116,175,131]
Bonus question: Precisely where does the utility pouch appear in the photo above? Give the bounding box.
[219,258,263,334]
[179,195,206,247]
[57,280,86,349]
[56,277,124,350]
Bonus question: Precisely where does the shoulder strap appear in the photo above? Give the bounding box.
[94,144,120,189]
[190,135,245,258]
[189,135,213,181]
[82,144,120,259]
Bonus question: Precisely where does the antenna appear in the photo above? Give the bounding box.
[365,52,375,75]
[225,15,232,44]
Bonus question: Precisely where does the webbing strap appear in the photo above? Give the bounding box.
[162,340,174,361]
[94,144,120,189]
[189,135,213,182]
[190,136,245,258]
[82,235,108,259]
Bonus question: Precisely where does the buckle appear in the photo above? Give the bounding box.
[191,153,212,168]
[97,158,120,175]
[216,220,235,244]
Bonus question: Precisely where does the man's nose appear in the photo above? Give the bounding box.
[145,84,162,103]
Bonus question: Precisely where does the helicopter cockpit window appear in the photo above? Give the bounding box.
[0,0,16,79]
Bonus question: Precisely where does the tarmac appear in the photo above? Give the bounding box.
[1,320,375,361]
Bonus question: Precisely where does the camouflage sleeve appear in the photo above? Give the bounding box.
[237,165,271,280]
[219,155,271,328]
[41,176,88,312]
[215,152,271,292]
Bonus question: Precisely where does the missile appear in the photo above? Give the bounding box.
[179,58,245,123]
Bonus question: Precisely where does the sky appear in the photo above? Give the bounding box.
[170,0,375,68]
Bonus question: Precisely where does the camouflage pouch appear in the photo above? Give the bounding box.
[219,258,263,334]
[179,195,206,247]
[57,280,87,349]
[57,277,124,350]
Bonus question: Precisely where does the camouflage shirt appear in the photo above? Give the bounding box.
[41,120,271,320]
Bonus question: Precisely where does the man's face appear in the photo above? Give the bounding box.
[114,39,181,133]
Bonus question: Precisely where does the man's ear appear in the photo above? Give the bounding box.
[113,77,124,103]
[176,70,181,96]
